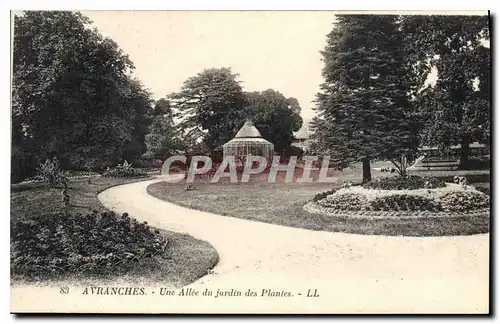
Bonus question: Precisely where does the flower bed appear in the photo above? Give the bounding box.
[320,192,368,210]
[440,191,490,212]
[363,175,446,190]
[303,202,489,219]
[11,211,168,278]
[305,181,490,219]
[370,194,442,212]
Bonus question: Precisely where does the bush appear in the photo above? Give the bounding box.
[440,191,490,212]
[66,170,101,177]
[363,175,446,190]
[11,211,168,278]
[369,194,442,212]
[35,157,69,187]
[475,186,490,196]
[283,146,304,158]
[436,173,490,184]
[318,192,368,211]
[313,188,337,202]
[102,160,148,178]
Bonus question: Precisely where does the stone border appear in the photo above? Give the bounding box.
[303,202,490,219]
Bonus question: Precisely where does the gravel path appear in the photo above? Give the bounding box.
[11,177,489,314]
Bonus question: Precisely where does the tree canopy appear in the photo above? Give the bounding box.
[170,68,247,151]
[12,11,153,181]
[170,68,303,154]
[400,15,490,168]
[243,90,303,153]
[144,98,181,159]
[313,14,490,177]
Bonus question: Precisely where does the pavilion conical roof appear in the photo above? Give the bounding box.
[234,120,262,138]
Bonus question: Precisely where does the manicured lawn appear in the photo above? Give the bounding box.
[11,177,219,286]
[147,166,490,237]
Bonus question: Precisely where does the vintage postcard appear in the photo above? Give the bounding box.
[10,10,490,314]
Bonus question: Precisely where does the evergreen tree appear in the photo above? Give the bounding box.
[316,15,418,182]
[144,99,180,159]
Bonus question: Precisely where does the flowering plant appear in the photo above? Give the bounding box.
[318,192,368,211]
[440,191,489,212]
[11,211,167,279]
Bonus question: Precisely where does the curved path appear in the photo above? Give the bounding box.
[11,177,489,314]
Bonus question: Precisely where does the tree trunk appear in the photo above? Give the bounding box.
[362,159,371,183]
[458,136,471,170]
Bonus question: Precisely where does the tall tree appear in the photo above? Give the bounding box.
[316,15,418,182]
[122,79,154,163]
[144,99,180,159]
[170,68,246,151]
[401,15,490,169]
[12,11,152,176]
[243,90,303,153]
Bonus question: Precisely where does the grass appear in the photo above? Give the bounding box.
[147,165,490,237]
[11,176,219,287]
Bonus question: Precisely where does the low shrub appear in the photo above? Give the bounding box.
[369,194,442,212]
[432,173,490,184]
[475,186,490,196]
[318,192,368,211]
[11,211,168,278]
[35,157,69,187]
[363,175,446,190]
[102,161,148,178]
[103,167,147,178]
[440,191,490,212]
[66,170,101,177]
[313,188,337,202]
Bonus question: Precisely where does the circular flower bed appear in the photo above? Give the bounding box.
[305,177,489,219]
[11,211,168,278]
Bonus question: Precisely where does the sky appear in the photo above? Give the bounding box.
[82,11,337,121]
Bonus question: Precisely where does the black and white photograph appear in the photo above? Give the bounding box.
[9,10,491,314]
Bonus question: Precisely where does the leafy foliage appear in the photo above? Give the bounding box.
[11,211,168,278]
[243,90,303,153]
[170,68,247,151]
[363,176,445,190]
[319,192,368,211]
[144,98,182,159]
[308,115,331,154]
[440,191,489,212]
[400,15,490,169]
[35,157,69,187]
[171,68,303,153]
[313,14,490,175]
[313,188,338,202]
[474,186,490,196]
[12,11,152,181]
[102,161,148,178]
